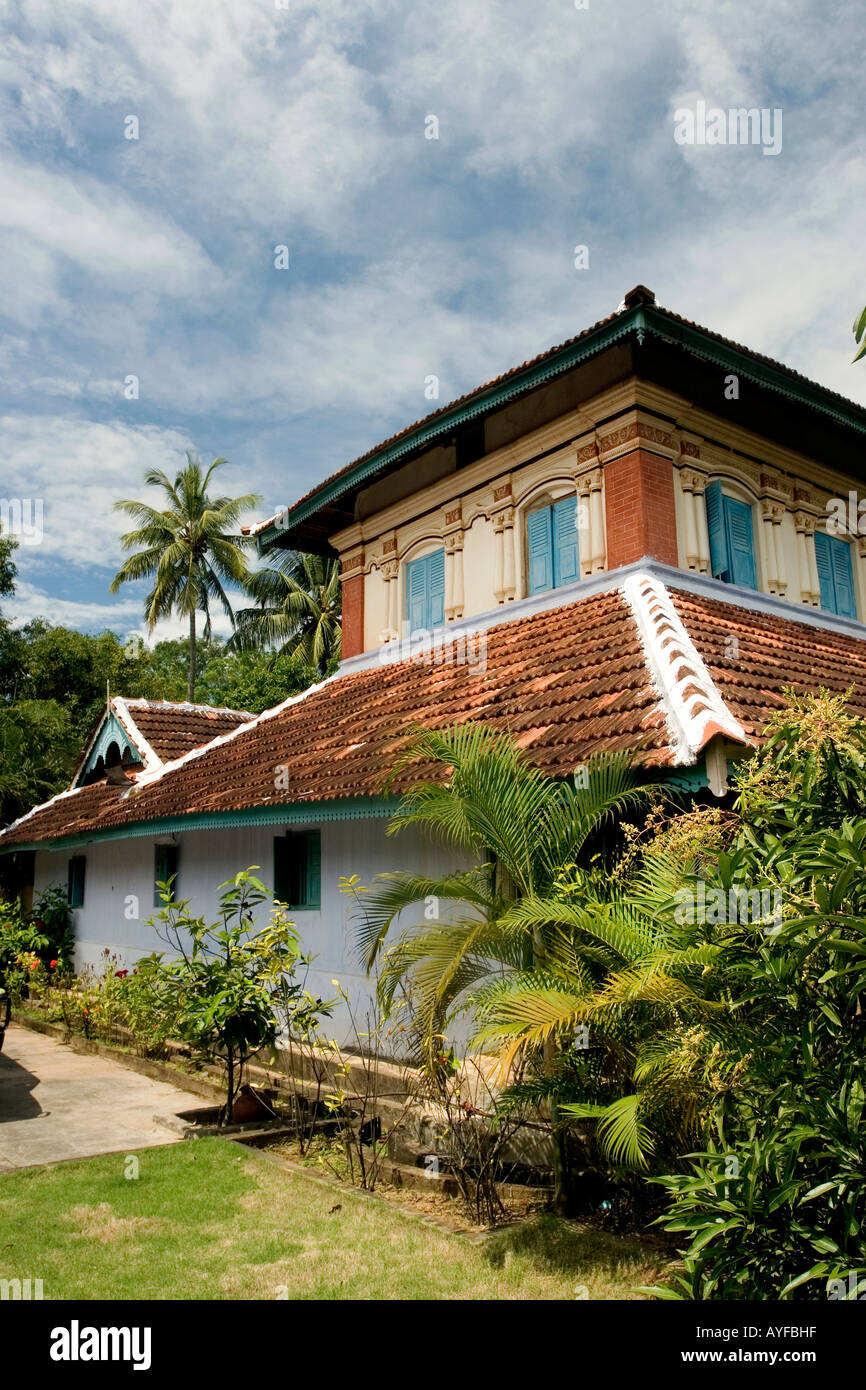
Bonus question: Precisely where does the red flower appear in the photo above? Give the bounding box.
[115,969,128,979]
[50,959,59,969]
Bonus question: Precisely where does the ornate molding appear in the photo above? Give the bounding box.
[680,467,708,494]
[341,551,365,576]
[760,499,784,523]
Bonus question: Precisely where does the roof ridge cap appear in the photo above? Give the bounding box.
[122,698,256,718]
[621,571,751,765]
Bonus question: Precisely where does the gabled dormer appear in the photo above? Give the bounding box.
[253,286,866,658]
[72,698,255,788]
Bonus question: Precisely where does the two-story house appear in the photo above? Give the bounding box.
[5,286,866,1037]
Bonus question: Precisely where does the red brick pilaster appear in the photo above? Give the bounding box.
[603,448,678,569]
[340,553,365,659]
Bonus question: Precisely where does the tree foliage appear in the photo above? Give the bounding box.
[110,454,260,701]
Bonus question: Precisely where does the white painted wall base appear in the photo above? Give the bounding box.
[34,818,469,1050]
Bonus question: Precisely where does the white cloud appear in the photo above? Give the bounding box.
[0,415,258,570]
[1,0,865,638]
[9,580,238,642]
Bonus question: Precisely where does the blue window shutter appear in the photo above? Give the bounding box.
[552,496,580,588]
[705,480,729,580]
[814,531,833,611]
[723,496,757,590]
[406,555,428,631]
[427,549,445,628]
[817,532,857,618]
[527,506,553,594]
[304,832,322,909]
[831,538,857,618]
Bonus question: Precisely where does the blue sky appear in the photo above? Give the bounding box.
[1,0,865,642]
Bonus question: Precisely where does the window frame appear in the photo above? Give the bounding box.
[67,855,86,909]
[153,842,180,906]
[705,479,758,590]
[525,493,581,597]
[814,530,858,619]
[404,547,445,632]
[273,830,322,911]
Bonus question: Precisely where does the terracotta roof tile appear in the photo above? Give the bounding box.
[121,700,255,763]
[7,578,866,850]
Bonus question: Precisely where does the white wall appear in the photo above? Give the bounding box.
[33,817,471,1050]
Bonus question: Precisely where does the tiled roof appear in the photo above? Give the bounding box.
[119,700,256,764]
[4,575,866,849]
[670,589,866,737]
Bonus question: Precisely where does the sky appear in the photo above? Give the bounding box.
[1,0,865,644]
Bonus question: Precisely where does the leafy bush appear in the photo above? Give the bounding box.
[0,885,73,999]
[141,867,325,1123]
[648,696,866,1300]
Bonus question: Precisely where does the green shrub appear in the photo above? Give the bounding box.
[647,697,866,1300]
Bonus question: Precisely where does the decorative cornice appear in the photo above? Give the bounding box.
[598,419,675,460]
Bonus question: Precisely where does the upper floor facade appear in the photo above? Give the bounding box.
[256,287,866,658]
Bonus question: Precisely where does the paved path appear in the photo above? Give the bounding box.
[0,1025,197,1171]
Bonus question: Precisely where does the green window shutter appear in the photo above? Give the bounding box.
[427,549,445,628]
[527,506,553,594]
[154,844,179,905]
[274,832,320,909]
[830,536,857,618]
[406,555,429,632]
[705,480,729,580]
[67,856,85,909]
[724,496,757,590]
[303,832,322,909]
[552,495,580,588]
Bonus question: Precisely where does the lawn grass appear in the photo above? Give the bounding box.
[0,1138,670,1300]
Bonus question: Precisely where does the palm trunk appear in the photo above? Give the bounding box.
[534,921,571,1215]
[187,609,196,703]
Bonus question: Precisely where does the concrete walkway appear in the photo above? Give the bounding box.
[0,1025,197,1171]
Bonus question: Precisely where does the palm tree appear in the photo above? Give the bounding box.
[357,723,657,1208]
[470,853,740,1171]
[231,550,341,678]
[110,455,261,702]
[362,723,742,1178]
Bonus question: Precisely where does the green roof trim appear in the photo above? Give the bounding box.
[3,796,399,854]
[642,306,866,434]
[258,303,866,555]
[661,761,711,795]
[257,307,643,553]
[75,710,140,787]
